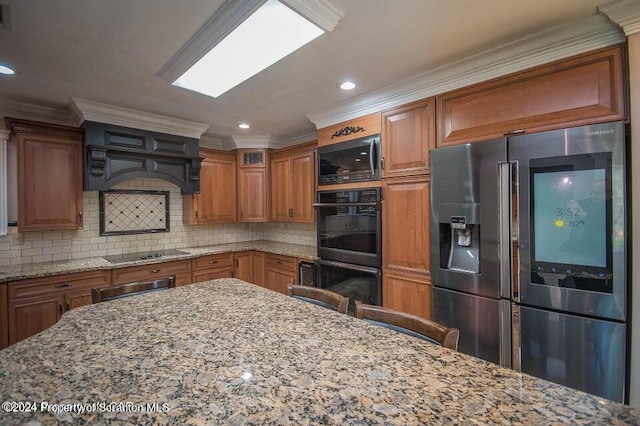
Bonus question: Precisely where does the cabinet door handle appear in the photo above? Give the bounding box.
[209,260,218,264]
[59,304,63,314]
[235,259,239,268]
[55,283,71,288]
[289,208,293,217]
[66,303,70,311]
[78,211,83,224]
[381,157,385,170]
[150,269,161,273]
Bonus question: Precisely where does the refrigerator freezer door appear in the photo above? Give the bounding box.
[431,139,506,298]
[519,305,626,402]
[432,287,503,365]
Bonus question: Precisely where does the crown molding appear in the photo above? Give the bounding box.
[0,100,76,127]
[282,130,317,146]
[281,0,343,32]
[306,13,625,129]
[0,128,10,139]
[600,0,640,36]
[199,134,226,150]
[70,97,209,138]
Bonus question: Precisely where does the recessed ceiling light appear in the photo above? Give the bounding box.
[173,0,325,98]
[338,81,356,90]
[0,65,15,75]
[238,123,250,129]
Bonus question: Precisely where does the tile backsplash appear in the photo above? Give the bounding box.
[0,178,316,267]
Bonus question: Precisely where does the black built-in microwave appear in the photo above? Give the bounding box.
[318,134,381,185]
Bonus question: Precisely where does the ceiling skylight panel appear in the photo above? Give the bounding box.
[173,0,324,98]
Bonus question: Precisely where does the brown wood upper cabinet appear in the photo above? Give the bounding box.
[381,98,435,178]
[184,149,237,224]
[6,118,83,232]
[270,143,316,223]
[317,112,381,147]
[436,45,627,146]
[237,149,268,222]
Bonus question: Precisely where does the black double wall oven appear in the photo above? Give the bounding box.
[314,188,382,306]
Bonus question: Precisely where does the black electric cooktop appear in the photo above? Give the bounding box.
[103,249,189,264]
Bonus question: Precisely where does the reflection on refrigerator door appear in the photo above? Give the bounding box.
[432,287,501,364]
[519,306,626,402]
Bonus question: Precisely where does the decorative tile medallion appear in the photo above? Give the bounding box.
[99,190,170,236]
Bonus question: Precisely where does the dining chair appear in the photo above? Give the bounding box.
[354,301,459,350]
[91,276,176,303]
[286,284,349,314]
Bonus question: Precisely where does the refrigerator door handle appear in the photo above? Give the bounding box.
[499,299,512,368]
[498,162,513,300]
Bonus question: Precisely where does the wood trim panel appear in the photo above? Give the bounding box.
[317,112,381,147]
[436,45,627,147]
[317,180,382,192]
[8,270,110,301]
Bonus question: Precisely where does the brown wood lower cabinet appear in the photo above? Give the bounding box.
[112,260,192,287]
[252,252,265,287]
[264,254,298,294]
[191,254,233,283]
[0,284,7,349]
[382,270,432,320]
[234,251,253,282]
[7,270,110,346]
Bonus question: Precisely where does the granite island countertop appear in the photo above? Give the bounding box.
[0,240,317,283]
[0,278,638,425]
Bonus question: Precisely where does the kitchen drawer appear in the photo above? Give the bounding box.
[265,254,298,273]
[192,253,234,271]
[111,260,192,286]
[192,269,234,283]
[8,270,111,301]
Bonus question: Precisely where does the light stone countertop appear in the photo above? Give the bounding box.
[0,240,317,283]
[0,278,638,425]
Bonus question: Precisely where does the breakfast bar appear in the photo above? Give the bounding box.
[0,279,638,424]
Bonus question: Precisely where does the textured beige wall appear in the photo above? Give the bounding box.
[628,34,640,408]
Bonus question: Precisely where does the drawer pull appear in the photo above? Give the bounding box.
[150,269,161,273]
[275,261,282,264]
[209,260,218,264]
[55,283,72,288]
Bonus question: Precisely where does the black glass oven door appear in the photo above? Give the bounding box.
[315,259,382,306]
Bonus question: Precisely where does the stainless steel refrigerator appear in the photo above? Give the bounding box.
[430,121,628,402]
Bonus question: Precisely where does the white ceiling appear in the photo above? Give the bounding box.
[0,0,618,146]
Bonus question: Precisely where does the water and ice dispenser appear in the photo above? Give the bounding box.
[438,204,480,274]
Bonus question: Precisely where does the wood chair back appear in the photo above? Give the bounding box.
[287,284,349,314]
[92,276,176,303]
[354,301,459,350]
